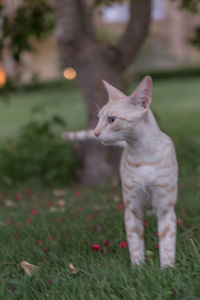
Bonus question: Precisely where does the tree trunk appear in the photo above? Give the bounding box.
[55,0,151,184]
[74,40,121,184]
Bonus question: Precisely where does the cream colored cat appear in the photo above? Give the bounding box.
[62,76,178,268]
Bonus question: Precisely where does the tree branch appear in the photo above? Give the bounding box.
[116,0,152,71]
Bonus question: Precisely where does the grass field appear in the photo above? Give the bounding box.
[0,78,200,299]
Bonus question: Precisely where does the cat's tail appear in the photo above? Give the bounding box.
[62,129,95,141]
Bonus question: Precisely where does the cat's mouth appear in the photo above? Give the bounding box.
[99,139,117,146]
[101,141,112,146]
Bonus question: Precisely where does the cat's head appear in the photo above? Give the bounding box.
[93,76,153,145]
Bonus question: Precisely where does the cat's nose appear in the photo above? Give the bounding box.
[94,131,101,138]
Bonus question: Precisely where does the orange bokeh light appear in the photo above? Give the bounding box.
[0,65,6,87]
[63,67,77,80]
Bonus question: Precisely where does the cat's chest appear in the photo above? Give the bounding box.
[120,148,161,186]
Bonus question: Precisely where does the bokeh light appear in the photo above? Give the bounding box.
[0,64,6,87]
[63,67,77,80]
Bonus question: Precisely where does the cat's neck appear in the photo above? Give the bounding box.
[127,110,162,154]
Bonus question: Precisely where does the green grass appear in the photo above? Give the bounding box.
[0,179,199,299]
[0,77,200,299]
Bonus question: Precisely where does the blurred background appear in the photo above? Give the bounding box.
[0,0,200,187]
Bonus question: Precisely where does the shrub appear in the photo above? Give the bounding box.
[0,116,78,187]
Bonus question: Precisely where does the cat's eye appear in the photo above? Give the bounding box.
[107,116,116,124]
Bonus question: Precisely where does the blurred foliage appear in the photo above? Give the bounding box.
[0,0,200,67]
[0,116,78,187]
[172,0,200,50]
[0,0,54,62]
[190,26,200,49]
[175,0,200,12]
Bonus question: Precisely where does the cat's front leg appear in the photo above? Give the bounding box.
[124,200,145,266]
[153,185,177,268]
[157,204,176,268]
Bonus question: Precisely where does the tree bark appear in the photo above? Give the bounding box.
[55,0,151,184]
[74,40,122,184]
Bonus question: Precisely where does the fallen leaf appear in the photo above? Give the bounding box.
[93,205,101,211]
[49,206,58,212]
[113,196,121,203]
[56,199,66,207]
[53,189,66,197]
[68,263,77,274]
[5,199,16,207]
[20,261,39,277]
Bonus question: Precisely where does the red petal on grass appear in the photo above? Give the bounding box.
[6,219,13,225]
[26,189,33,196]
[77,206,84,212]
[190,252,195,257]
[96,226,101,233]
[47,235,55,241]
[119,241,128,248]
[156,244,159,249]
[172,290,176,296]
[43,248,48,253]
[143,221,148,227]
[117,204,125,211]
[74,190,80,197]
[30,208,39,216]
[176,218,182,225]
[37,240,43,246]
[91,244,101,251]
[104,240,111,247]
[11,287,17,293]
[88,214,93,220]
[26,219,32,224]
[48,279,53,283]
[16,193,22,201]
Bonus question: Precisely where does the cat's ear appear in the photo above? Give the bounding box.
[102,80,125,102]
[129,76,152,109]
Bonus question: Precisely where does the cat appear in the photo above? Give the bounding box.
[62,76,178,268]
